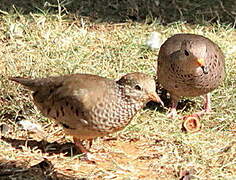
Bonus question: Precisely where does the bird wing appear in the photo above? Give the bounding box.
[11,74,114,133]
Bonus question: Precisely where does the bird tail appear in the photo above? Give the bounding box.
[9,77,41,91]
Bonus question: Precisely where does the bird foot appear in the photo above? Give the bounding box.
[167,108,178,119]
[193,108,212,117]
[181,105,211,120]
[79,152,96,164]
[80,152,109,163]
[204,105,212,114]
[72,137,108,163]
[73,137,91,153]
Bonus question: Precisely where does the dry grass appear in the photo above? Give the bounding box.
[0,2,236,180]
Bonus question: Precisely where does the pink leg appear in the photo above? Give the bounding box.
[167,96,179,118]
[203,93,211,113]
[183,93,211,119]
[73,137,90,153]
[73,137,95,163]
[194,93,212,116]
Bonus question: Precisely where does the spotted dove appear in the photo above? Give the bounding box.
[10,72,163,154]
[157,33,225,118]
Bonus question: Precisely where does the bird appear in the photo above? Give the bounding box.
[10,72,163,157]
[157,33,225,118]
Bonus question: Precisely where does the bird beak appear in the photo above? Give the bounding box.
[148,92,164,106]
[197,58,208,74]
[197,58,205,66]
[201,66,208,74]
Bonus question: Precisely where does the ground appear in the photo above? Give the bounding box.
[0,1,236,179]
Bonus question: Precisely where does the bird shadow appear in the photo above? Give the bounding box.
[1,136,80,157]
[145,88,196,113]
[0,158,82,180]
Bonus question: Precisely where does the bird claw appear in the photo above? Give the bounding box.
[167,108,178,119]
[80,152,109,163]
[79,152,96,164]
[192,108,211,117]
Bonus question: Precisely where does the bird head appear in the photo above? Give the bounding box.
[171,40,208,74]
[116,72,163,106]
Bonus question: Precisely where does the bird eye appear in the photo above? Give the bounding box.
[184,50,189,56]
[134,85,142,90]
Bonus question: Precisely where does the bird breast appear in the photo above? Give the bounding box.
[158,55,225,97]
[88,88,143,133]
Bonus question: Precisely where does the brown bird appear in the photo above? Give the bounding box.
[10,72,163,156]
[157,33,225,118]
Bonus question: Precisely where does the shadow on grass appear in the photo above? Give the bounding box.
[145,88,196,113]
[1,136,80,157]
[0,0,235,25]
[0,158,83,180]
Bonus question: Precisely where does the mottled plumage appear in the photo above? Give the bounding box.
[10,72,163,153]
[157,33,225,117]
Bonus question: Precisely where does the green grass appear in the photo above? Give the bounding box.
[0,2,236,180]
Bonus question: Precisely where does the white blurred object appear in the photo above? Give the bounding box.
[7,23,24,38]
[146,32,163,50]
[227,45,236,55]
[154,0,160,6]
[18,120,44,134]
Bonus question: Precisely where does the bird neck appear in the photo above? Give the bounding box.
[171,61,200,75]
[118,85,144,112]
